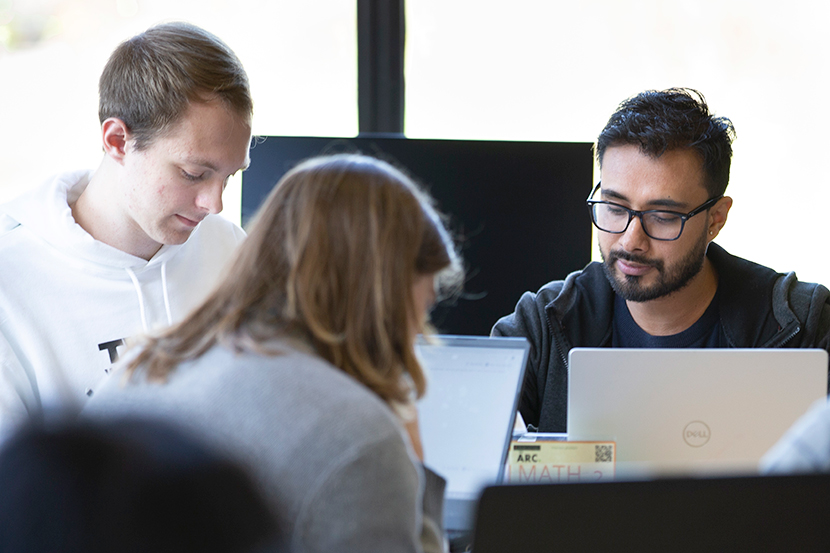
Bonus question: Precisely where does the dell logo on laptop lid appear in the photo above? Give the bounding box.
[684,421,711,447]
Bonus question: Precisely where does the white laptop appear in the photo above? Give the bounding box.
[415,335,528,533]
[567,348,828,477]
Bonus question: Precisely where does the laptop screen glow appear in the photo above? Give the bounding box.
[416,336,528,501]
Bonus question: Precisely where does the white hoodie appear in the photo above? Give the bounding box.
[0,170,246,433]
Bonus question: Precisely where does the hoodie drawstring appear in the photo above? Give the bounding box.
[125,261,173,333]
[125,267,149,333]
[161,261,173,325]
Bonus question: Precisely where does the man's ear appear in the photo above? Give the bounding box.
[101,118,130,163]
[707,196,733,241]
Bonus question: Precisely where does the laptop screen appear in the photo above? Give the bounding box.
[415,335,528,528]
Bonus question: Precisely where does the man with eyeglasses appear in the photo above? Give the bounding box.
[493,88,830,433]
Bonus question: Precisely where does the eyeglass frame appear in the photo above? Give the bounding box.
[585,181,723,241]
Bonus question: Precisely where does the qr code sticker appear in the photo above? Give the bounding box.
[595,445,613,463]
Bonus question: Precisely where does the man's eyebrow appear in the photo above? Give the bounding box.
[184,156,250,174]
[647,198,688,210]
[183,157,220,173]
[600,188,629,203]
[601,188,687,210]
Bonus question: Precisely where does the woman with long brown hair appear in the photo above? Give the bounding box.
[86,153,463,553]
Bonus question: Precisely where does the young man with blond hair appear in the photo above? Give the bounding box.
[0,22,252,434]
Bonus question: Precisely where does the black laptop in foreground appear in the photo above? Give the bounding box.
[472,473,830,553]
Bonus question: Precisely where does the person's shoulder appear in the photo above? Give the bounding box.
[492,264,599,337]
[713,241,830,313]
[195,342,401,433]
[210,341,409,441]
[0,209,34,259]
[534,263,601,304]
[512,273,572,307]
[0,170,92,243]
[88,342,403,445]
[535,277,567,302]
[783,273,830,299]
[0,212,20,238]
[0,182,38,238]
[709,243,781,281]
[775,272,830,332]
[266,344,400,422]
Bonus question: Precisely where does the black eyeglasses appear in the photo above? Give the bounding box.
[586,182,722,241]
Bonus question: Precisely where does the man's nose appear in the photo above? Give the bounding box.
[196,180,224,214]
[618,215,650,252]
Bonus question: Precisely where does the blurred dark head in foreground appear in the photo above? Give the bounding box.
[0,417,284,553]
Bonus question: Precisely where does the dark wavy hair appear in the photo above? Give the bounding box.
[595,88,737,197]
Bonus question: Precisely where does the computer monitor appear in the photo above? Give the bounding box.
[241,135,594,336]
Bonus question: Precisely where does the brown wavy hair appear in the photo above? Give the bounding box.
[125,154,463,404]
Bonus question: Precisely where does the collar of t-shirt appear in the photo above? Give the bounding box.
[611,290,727,348]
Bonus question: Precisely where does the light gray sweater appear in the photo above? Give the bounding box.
[84,339,445,553]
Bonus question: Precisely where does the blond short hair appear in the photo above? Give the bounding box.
[98,22,252,150]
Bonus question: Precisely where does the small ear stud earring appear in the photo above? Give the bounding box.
[709,231,714,235]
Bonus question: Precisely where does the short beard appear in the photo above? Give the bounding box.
[601,232,708,303]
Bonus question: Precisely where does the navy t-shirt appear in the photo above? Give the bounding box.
[612,291,728,348]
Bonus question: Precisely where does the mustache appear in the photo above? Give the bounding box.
[606,250,664,272]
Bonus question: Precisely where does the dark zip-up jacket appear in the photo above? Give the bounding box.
[492,243,830,432]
